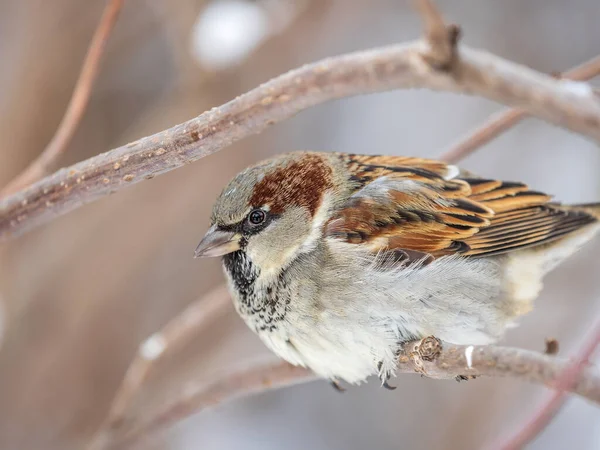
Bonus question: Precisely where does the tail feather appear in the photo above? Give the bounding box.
[538,202,600,273]
[502,201,599,318]
[567,202,600,220]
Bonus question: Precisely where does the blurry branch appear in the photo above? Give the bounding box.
[88,286,232,450]
[0,0,124,197]
[440,55,600,164]
[494,319,600,450]
[3,2,600,240]
[109,360,314,450]
[90,305,600,450]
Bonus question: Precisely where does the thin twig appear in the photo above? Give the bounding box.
[95,286,231,441]
[494,319,600,450]
[97,333,600,449]
[93,360,314,450]
[2,38,600,239]
[440,55,600,163]
[0,0,124,196]
[87,286,231,450]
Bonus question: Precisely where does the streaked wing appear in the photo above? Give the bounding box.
[326,154,596,258]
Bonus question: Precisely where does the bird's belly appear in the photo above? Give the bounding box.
[229,295,386,384]
[257,323,381,385]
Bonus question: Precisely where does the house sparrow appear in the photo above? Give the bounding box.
[195,151,600,387]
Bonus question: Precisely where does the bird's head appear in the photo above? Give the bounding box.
[195,152,349,276]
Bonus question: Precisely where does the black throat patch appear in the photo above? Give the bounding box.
[223,250,259,298]
[222,251,290,333]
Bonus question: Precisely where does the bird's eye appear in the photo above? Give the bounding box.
[248,209,266,225]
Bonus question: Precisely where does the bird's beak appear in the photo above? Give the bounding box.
[194,226,241,258]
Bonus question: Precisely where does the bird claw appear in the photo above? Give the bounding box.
[455,374,477,382]
[330,380,346,393]
[377,360,397,390]
[382,380,397,390]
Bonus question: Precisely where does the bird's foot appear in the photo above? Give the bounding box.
[382,379,397,390]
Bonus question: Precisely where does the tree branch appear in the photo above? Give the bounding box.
[2,2,600,240]
[0,0,124,196]
[91,333,600,449]
[87,286,231,449]
[493,318,600,450]
[440,55,600,163]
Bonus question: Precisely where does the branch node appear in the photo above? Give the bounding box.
[545,338,560,355]
[408,335,443,375]
[418,335,443,361]
[447,24,462,47]
[416,0,461,71]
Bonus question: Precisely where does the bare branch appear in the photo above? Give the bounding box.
[1,0,124,196]
[87,286,231,450]
[493,319,600,450]
[2,25,600,239]
[112,288,229,425]
[440,55,600,163]
[91,361,313,450]
[93,333,600,449]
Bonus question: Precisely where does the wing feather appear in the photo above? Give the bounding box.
[326,154,597,258]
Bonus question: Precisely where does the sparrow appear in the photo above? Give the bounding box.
[194,151,600,387]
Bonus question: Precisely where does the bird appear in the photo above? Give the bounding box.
[194,151,600,388]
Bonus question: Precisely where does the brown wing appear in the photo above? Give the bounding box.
[326,154,597,258]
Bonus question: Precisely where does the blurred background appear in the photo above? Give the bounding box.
[1,0,600,449]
